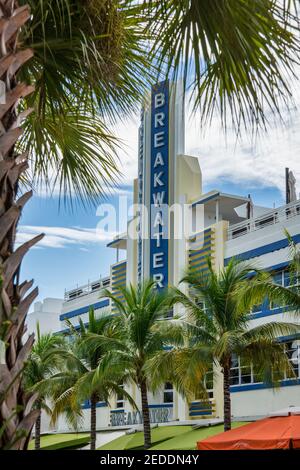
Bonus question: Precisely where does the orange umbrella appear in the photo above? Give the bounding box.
[197,414,300,450]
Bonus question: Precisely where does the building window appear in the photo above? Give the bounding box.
[250,268,298,314]
[205,368,214,399]
[230,355,253,386]
[163,383,174,403]
[116,384,124,408]
[230,340,300,387]
[285,341,300,379]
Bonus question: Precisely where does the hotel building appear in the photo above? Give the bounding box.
[28,81,300,432]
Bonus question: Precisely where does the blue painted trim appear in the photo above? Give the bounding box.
[112,271,126,278]
[225,234,300,265]
[111,409,124,413]
[189,254,212,267]
[81,400,107,409]
[189,233,213,245]
[266,261,289,272]
[55,322,87,335]
[112,271,126,277]
[112,263,126,274]
[189,239,213,252]
[190,403,213,410]
[189,411,213,416]
[189,259,211,270]
[59,299,109,321]
[277,333,300,343]
[230,378,300,393]
[248,306,291,320]
[148,404,173,409]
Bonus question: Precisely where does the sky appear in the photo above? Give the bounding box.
[19,84,300,305]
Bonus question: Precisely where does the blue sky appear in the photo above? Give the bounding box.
[20,89,300,305]
[20,189,132,301]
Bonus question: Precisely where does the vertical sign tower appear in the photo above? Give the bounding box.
[150,81,170,289]
[137,80,185,291]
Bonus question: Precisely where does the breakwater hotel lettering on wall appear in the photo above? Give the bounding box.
[150,82,169,289]
[35,80,300,433]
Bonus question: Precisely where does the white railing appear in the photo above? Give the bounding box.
[227,199,300,240]
[64,276,110,301]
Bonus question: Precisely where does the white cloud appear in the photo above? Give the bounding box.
[32,75,300,202]
[185,92,300,197]
[16,225,117,250]
[110,77,300,199]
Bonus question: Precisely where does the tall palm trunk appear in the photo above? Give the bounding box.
[0,1,43,450]
[34,404,41,450]
[140,378,151,449]
[90,394,97,450]
[223,358,232,432]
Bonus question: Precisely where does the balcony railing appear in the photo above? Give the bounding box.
[227,199,300,240]
[64,277,110,301]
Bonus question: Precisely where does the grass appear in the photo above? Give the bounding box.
[28,433,90,450]
[98,422,248,451]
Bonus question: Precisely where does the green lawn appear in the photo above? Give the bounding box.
[28,433,90,450]
[98,422,248,451]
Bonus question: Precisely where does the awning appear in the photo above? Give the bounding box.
[197,415,300,450]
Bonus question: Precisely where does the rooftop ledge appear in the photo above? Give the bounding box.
[227,199,300,240]
[64,277,110,301]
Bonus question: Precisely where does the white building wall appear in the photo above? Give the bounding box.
[232,386,300,419]
[60,291,110,330]
[225,213,300,262]
[26,298,63,336]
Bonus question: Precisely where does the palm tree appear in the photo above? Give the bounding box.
[43,308,132,451]
[168,258,300,432]
[240,230,300,317]
[0,0,298,450]
[93,280,183,449]
[147,0,299,131]
[0,0,150,449]
[23,324,65,450]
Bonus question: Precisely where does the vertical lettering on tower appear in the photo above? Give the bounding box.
[150,81,169,289]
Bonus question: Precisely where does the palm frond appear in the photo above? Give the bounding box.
[146,0,300,131]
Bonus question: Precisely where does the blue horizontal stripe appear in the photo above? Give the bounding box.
[81,400,107,409]
[190,404,213,411]
[189,239,213,252]
[277,333,300,343]
[112,262,127,273]
[59,299,109,321]
[189,411,213,416]
[148,404,173,409]
[112,278,126,286]
[189,259,211,270]
[189,234,213,247]
[225,233,300,265]
[266,261,289,272]
[248,306,291,320]
[189,252,212,263]
[230,378,300,393]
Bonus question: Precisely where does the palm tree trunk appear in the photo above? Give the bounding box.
[34,406,41,450]
[90,394,97,450]
[0,1,43,450]
[140,379,151,449]
[223,360,232,432]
